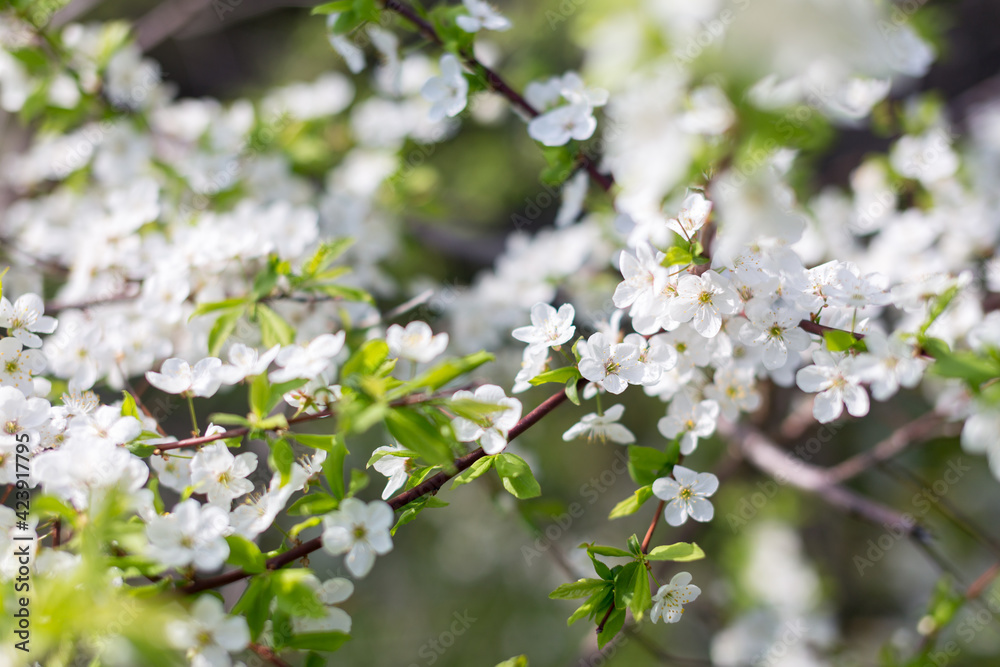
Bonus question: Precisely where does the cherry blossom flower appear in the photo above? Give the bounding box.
[386,321,449,363]
[166,595,250,667]
[562,404,635,444]
[322,498,394,578]
[371,443,411,500]
[146,498,230,571]
[667,192,712,240]
[146,357,223,397]
[527,102,597,146]
[0,337,45,392]
[512,344,549,393]
[577,332,645,395]
[421,54,468,122]
[652,465,719,526]
[512,302,576,349]
[229,471,302,540]
[0,293,57,348]
[0,385,50,445]
[657,395,720,454]
[795,350,870,423]
[704,366,761,421]
[215,343,281,385]
[450,384,522,455]
[66,405,141,447]
[739,300,811,370]
[151,449,195,493]
[852,330,925,401]
[669,271,740,338]
[190,441,258,507]
[456,0,511,33]
[650,572,702,624]
[269,332,346,383]
[292,575,354,635]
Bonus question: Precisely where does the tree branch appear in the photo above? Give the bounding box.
[723,421,928,541]
[179,382,579,594]
[826,412,946,483]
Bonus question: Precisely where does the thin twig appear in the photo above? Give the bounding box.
[826,412,945,483]
[724,422,928,540]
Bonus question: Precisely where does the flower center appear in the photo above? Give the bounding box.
[353,524,368,540]
[4,420,19,434]
[698,291,713,304]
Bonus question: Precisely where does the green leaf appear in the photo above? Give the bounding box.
[294,433,336,452]
[286,493,339,516]
[596,607,626,648]
[928,350,1000,388]
[342,339,390,379]
[824,329,861,352]
[627,446,672,486]
[208,307,245,357]
[324,436,349,500]
[613,563,640,622]
[289,517,323,539]
[311,0,353,14]
[663,246,693,267]
[495,657,529,667]
[450,455,494,489]
[313,283,373,303]
[206,412,251,428]
[529,366,581,386]
[256,304,296,347]
[631,565,652,622]
[250,373,270,418]
[610,485,653,520]
[225,535,266,573]
[565,376,580,406]
[589,544,632,558]
[626,534,642,557]
[385,407,455,467]
[273,569,326,618]
[121,391,141,419]
[269,438,295,486]
[189,297,248,321]
[549,578,609,600]
[398,350,495,395]
[495,453,541,499]
[231,574,271,640]
[567,586,613,626]
[286,632,351,652]
[646,542,706,562]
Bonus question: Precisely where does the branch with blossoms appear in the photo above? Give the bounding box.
[4,0,1000,665]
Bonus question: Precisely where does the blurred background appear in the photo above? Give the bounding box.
[8,0,1000,665]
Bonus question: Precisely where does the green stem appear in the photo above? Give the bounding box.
[186,394,200,437]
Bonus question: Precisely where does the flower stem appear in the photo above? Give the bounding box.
[186,394,200,437]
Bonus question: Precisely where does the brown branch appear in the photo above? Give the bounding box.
[724,421,928,540]
[826,412,945,483]
[154,408,332,453]
[380,0,614,192]
[966,562,1000,600]
[180,382,579,594]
